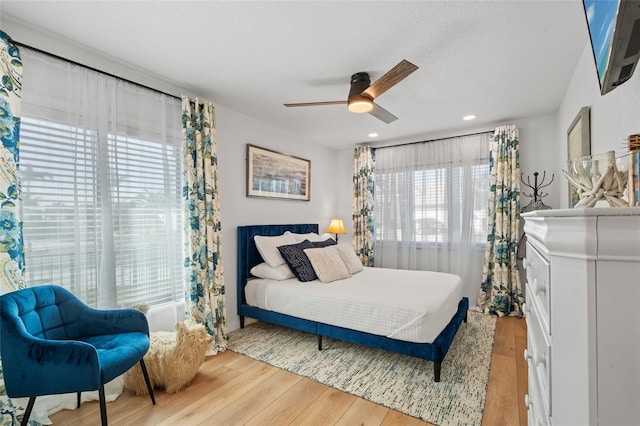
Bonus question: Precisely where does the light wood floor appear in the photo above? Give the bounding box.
[49,315,527,426]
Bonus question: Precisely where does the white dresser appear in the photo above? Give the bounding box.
[522,207,640,426]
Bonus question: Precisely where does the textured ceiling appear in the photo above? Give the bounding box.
[1,1,589,149]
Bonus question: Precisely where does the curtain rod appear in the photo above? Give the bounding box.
[372,129,495,150]
[9,38,182,101]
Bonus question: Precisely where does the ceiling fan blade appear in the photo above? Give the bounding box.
[368,102,398,124]
[362,60,419,99]
[284,101,347,107]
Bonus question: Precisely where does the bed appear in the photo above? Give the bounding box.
[236,223,469,382]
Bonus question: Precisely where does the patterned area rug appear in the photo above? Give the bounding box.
[227,312,496,426]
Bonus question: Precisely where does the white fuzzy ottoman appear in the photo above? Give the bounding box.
[124,320,211,394]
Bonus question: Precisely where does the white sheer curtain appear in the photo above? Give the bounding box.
[19,50,183,309]
[374,133,491,301]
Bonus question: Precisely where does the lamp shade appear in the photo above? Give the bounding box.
[326,218,347,235]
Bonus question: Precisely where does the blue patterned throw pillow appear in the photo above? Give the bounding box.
[312,238,336,248]
[278,240,317,282]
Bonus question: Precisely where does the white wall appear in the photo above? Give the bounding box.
[558,44,640,208]
[514,114,562,209]
[216,106,340,330]
[336,147,356,241]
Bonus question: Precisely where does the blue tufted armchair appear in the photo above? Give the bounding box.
[0,285,156,426]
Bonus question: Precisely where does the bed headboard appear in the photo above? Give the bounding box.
[236,223,318,308]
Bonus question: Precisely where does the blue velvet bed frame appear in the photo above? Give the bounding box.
[236,223,469,382]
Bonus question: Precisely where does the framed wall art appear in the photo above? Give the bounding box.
[246,144,311,201]
[567,106,591,207]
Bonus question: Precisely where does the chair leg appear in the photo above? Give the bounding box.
[99,385,108,426]
[139,358,156,405]
[77,391,81,408]
[20,397,36,426]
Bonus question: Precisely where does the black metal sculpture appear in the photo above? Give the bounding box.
[518,171,554,261]
[521,171,553,212]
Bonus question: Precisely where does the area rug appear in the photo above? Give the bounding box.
[227,312,496,426]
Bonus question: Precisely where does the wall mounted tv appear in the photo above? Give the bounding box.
[582,0,640,95]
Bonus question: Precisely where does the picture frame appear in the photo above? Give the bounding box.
[246,144,311,201]
[567,106,591,207]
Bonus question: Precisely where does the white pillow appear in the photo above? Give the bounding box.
[334,244,364,274]
[283,231,336,243]
[250,262,295,280]
[320,232,335,241]
[303,246,351,283]
[285,231,323,243]
[254,233,298,267]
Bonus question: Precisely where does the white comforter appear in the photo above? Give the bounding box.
[245,267,462,343]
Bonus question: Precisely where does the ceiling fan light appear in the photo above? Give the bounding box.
[348,95,373,113]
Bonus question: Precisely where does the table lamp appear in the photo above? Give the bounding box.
[326,218,347,242]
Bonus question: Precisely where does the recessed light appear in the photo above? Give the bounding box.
[368,133,379,138]
[463,115,476,121]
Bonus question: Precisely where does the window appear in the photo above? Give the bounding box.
[372,133,492,292]
[20,116,183,308]
[375,163,489,246]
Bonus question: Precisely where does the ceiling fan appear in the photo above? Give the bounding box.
[284,60,419,124]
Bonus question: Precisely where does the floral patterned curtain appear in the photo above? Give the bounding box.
[0,30,24,293]
[0,28,38,426]
[352,146,375,266]
[182,96,227,353]
[478,125,523,316]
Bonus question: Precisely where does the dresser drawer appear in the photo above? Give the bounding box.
[526,357,550,426]
[525,241,550,331]
[525,289,551,416]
